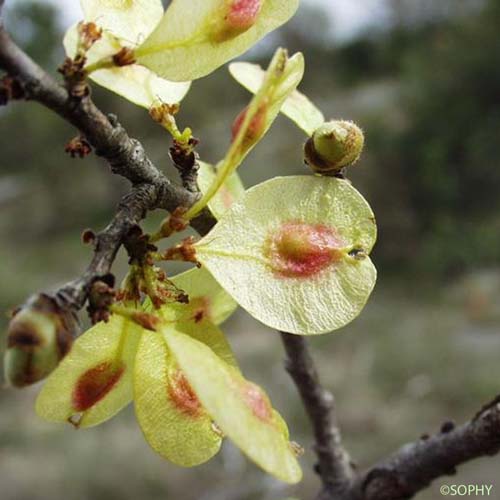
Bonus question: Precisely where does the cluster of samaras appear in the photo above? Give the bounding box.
[4,0,376,485]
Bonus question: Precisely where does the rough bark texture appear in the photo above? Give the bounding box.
[281,333,355,499]
[55,185,160,311]
[0,24,215,236]
[354,400,500,500]
[2,8,500,500]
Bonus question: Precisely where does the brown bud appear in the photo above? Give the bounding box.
[78,22,102,52]
[0,76,24,106]
[58,57,88,98]
[149,103,180,124]
[87,279,116,324]
[161,237,198,264]
[112,47,136,67]
[65,136,92,158]
[81,228,96,245]
[3,294,79,387]
[159,207,189,239]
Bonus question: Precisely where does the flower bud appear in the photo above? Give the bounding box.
[4,294,78,388]
[304,120,364,175]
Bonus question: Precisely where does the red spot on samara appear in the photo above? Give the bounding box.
[227,0,262,31]
[212,0,262,42]
[193,309,205,323]
[72,362,124,411]
[265,221,345,279]
[231,104,267,144]
[189,297,211,323]
[168,370,203,418]
[242,381,273,422]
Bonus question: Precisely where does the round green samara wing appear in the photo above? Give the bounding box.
[162,327,302,483]
[81,0,163,43]
[194,175,377,335]
[63,24,191,109]
[135,0,299,82]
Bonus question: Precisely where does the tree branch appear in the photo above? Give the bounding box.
[54,184,159,312]
[0,22,215,235]
[281,333,355,499]
[353,397,500,500]
[282,338,500,500]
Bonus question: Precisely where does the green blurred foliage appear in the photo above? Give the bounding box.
[6,2,61,68]
[397,1,500,275]
[339,0,500,276]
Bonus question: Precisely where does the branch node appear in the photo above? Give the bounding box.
[169,137,201,193]
[107,113,120,128]
[87,278,116,324]
[58,57,88,99]
[440,420,456,434]
[0,74,24,104]
[81,228,97,245]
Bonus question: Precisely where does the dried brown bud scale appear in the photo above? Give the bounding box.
[112,47,136,67]
[65,136,92,158]
[81,228,97,245]
[58,57,88,98]
[0,76,24,105]
[87,280,116,324]
[77,22,102,52]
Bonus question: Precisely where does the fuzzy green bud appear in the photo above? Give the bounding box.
[304,120,364,175]
[4,294,78,387]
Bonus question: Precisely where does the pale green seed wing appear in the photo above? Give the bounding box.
[185,49,304,219]
[88,63,191,109]
[64,24,190,108]
[229,61,324,135]
[175,319,239,369]
[162,327,302,484]
[152,301,239,370]
[197,161,245,219]
[247,52,305,147]
[35,315,144,428]
[195,176,377,335]
[134,330,222,466]
[80,0,164,42]
[169,264,239,325]
[136,0,299,81]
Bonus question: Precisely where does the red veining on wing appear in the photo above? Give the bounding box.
[231,104,267,143]
[72,362,124,411]
[241,381,273,422]
[168,370,203,418]
[226,0,262,30]
[265,221,345,279]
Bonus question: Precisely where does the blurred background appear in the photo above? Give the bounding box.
[1,0,500,499]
